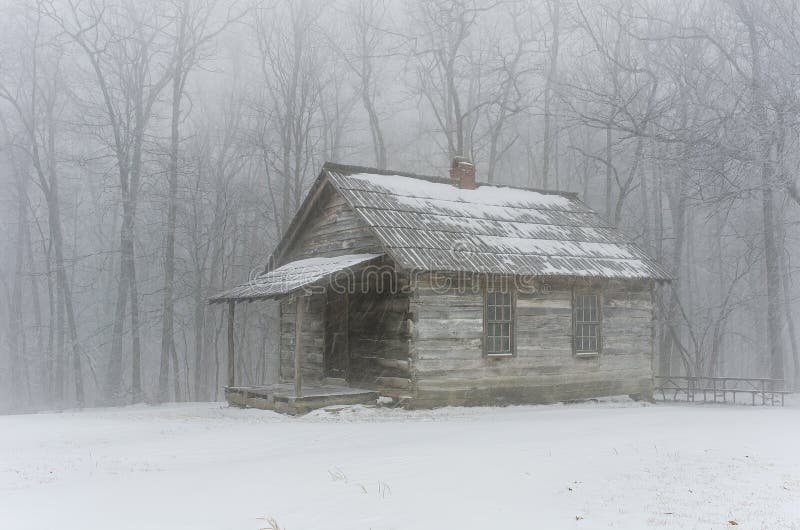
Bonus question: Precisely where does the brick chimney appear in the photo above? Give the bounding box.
[450,156,476,190]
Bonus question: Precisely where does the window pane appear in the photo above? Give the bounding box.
[486,285,513,353]
[575,294,600,352]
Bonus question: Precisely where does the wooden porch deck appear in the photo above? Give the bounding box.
[225,383,380,415]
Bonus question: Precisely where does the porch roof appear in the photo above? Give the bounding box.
[208,253,383,303]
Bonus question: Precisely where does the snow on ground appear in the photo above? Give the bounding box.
[1,398,798,530]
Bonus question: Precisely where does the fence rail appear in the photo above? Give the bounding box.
[654,375,789,406]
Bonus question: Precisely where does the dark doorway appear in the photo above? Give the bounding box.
[324,291,349,379]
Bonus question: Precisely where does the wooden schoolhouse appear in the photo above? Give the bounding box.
[210,159,669,413]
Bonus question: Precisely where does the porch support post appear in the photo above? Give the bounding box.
[227,300,235,388]
[294,294,306,397]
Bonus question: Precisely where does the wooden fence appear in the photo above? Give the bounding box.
[653,376,790,406]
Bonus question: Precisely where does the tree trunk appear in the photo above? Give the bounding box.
[129,258,142,402]
[160,8,188,403]
[743,6,785,381]
[10,160,27,407]
[361,72,386,169]
[776,225,798,388]
[604,122,613,220]
[23,200,44,402]
[660,143,688,376]
[193,276,205,401]
[106,200,131,403]
[761,171,784,380]
[542,0,560,189]
[171,337,181,401]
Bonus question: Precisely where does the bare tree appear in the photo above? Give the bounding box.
[159,0,242,403]
[0,6,84,406]
[407,0,501,161]
[324,0,392,168]
[253,0,325,234]
[50,0,175,403]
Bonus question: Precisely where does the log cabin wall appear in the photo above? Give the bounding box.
[277,184,385,384]
[347,269,413,394]
[409,272,654,407]
[279,294,326,383]
[278,268,413,389]
[279,185,383,264]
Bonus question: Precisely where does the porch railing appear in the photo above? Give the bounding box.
[654,375,790,406]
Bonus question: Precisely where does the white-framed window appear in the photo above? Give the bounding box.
[485,280,514,356]
[574,293,601,354]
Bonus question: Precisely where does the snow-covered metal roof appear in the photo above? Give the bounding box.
[324,164,670,281]
[208,254,383,303]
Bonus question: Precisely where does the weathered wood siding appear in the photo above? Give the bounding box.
[348,269,413,394]
[280,185,383,264]
[280,294,326,382]
[274,183,654,404]
[410,273,654,407]
[278,185,384,383]
[279,271,413,389]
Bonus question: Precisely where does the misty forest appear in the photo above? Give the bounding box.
[1,0,800,412]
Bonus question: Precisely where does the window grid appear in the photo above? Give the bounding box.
[486,287,513,355]
[574,293,600,353]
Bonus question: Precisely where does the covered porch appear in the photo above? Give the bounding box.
[208,253,407,414]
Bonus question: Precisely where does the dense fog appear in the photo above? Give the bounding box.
[1,0,799,412]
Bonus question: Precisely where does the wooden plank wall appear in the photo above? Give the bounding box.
[410,273,654,407]
[279,267,414,389]
[279,294,325,382]
[278,185,384,383]
[348,270,413,394]
[280,185,383,264]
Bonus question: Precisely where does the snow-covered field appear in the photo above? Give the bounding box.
[1,398,798,530]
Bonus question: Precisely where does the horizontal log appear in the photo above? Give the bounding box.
[412,295,483,309]
[415,370,652,391]
[357,356,411,373]
[350,338,410,359]
[415,358,565,374]
[517,294,571,309]
[516,318,570,333]
[414,347,651,375]
[295,227,378,250]
[603,298,652,310]
[413,272,482,290]
[413,308,483,320]
[415,318,483,340]
[375,376,413,390]
[410,378,653,408]
[515,345,573,357]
